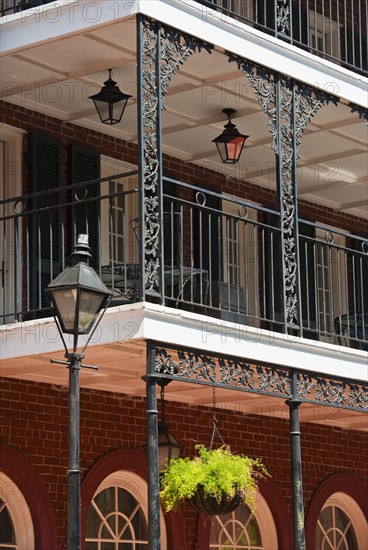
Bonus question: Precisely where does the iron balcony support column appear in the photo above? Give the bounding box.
[137,17,213,303]
[287,371,306,550]
[67,353,83,550]
[146,341,161,550]
[136,16,163,302]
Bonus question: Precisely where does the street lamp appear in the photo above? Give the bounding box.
[45,234,111,550]
[212,108,249,164]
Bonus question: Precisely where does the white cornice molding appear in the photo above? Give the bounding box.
[1,301,367,383]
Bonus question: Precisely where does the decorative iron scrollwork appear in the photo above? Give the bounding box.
[257,366,291,395]
[276,0,290,35]
[140,17,213,296]
[315,379,347,405]
[297,374,316,399]
[349,103,368,125]
[154,345,367,412]
[349,385,368,408]
[226,54,338,328]
[178,350,217,382]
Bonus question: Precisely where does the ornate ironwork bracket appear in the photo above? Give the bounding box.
[349,103,368,125]
[225,54,338,329]
[154,345,367,412]
[138,16,213,297]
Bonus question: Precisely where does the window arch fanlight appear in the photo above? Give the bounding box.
[196,480,291,550]
[305,473,368,550]
[0,472,34,550]
[209,492,278,550]
[82,449,180,550]
[0,445,56,550]
[85,470,167,549]
[315,493,367,550]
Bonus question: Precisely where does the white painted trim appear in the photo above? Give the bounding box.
[1,301,367,382]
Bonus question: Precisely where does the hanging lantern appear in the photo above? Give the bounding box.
[212,108,249,164]
[89,69,131,125]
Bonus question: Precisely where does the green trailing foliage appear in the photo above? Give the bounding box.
[160,444,270,513]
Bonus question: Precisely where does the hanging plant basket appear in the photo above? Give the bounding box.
[187,485,243,515]
[160,444,269,516]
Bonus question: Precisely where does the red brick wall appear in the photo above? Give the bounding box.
[1,377,367,549]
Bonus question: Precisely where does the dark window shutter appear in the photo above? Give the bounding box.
[299,221,318,338]
[346,29,367,73]
[29,132,62,313]
[291,3,309,48]
[69,144,100,269]
[255,0,275,35]
[264,212,283,329]
[195,191,221,282]
[352,237,368,315]
[163,181,178,267]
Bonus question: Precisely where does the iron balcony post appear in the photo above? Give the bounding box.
[287,371,306,550]
[146,341,161,550]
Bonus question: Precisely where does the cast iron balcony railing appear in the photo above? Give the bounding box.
[0,173,367,350]
[196,0,367,76]
[0,0,54,16]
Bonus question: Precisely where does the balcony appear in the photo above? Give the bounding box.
[0,0,54,16]
[1,172,367,351]
[195,0,367,75]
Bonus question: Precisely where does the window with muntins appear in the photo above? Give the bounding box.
[0,497,16,549]
[85,485,148,549]
[316,505,358,549]
[210,504,262,549]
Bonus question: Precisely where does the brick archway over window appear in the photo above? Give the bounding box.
[0,445,57,549]
[305,473,368,550]
[81,448,185,550]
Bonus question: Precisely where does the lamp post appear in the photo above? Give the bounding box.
[212,108,249,164]
[45,234,111,550]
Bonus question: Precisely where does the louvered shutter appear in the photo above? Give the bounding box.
[299,221,318,339]
[196,190,221,282]
[346,28,367,73]
[352,237,368,315]
[163,180,178,267]
[29,132,62,314]
[69,144,100,269]
[291,3,309,49]
[264,212,283,331]
[255,0,275,35]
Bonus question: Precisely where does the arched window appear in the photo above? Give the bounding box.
[209,493,278,549]
[85,471,167,549]
[0,497,16,548]
[0,472,35,549]
[315,493,367,550]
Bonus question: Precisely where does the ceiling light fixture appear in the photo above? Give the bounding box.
[212,108,249,164]
[89,69,131,125]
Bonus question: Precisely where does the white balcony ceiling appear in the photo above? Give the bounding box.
[1,8,367,220]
